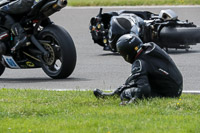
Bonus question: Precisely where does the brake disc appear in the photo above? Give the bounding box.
[42,43,55,66]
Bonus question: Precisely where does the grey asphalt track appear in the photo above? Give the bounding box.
[1,6,200,92]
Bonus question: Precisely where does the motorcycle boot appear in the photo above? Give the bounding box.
[10,23,28,53]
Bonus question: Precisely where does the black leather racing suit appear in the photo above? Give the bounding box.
[0,0,35,52]
[120,42,183,102]
[0,0,34,14]
[0,0,34,30]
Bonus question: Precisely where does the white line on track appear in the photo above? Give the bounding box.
[40,89,200,94]
[182,90,200,94]
[64,5,200,10]
[2,88,200,94]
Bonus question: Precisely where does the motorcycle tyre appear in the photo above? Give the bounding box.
[0,63,5,76]
[39,24,77,79]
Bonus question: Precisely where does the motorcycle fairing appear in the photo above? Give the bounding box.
[159,9,178,21]
[2,54,42,69]
[2,55,20,68]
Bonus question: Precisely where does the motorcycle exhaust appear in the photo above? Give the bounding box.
[53,0,67,10]
[41,0,68,17]
[160,27,200,44]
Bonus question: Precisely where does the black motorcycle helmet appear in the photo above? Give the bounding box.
[116,34,143,64]
[108,16,133,51]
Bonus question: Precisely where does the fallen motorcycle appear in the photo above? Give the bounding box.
[89,8,200,52]
[0,0,76,79]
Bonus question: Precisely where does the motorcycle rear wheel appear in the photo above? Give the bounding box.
[39,24,76,79]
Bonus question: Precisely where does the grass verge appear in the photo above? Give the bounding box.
[0,88,200,133]
[68,0,200,6]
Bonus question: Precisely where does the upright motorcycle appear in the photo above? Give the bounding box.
[0,0,76,79]
[90,8,200,52]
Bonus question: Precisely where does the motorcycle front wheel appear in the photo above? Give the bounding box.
[0,63,5,76]
[39,24,77,79]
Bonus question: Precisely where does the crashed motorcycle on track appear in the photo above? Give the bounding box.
[89,8,200,52]
[0,0,76,79]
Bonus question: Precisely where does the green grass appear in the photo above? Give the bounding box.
[0,89,200,133]
[68,0,200,6]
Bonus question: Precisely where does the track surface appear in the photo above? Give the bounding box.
[1,6,200,91]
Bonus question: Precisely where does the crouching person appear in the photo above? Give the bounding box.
[94,34,183,105]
